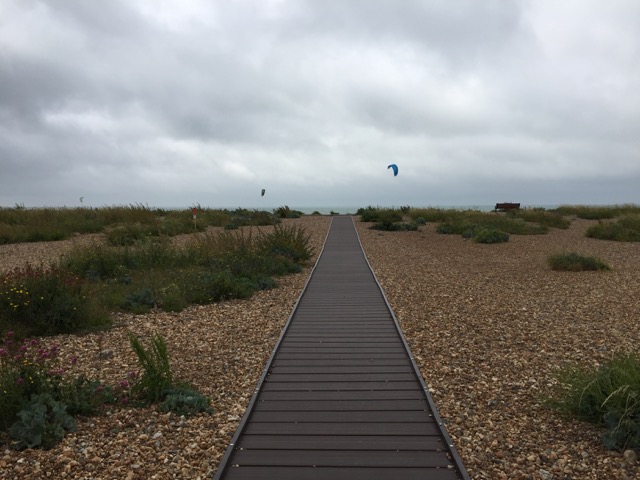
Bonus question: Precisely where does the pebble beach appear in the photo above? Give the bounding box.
[1,214,639,479]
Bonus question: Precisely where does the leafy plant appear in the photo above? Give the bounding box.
[9,393,76,449]
[161,387,212,416]
[547,352,640,451]
[548,252,610,271]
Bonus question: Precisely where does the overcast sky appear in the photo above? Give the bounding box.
[1,0,639,210]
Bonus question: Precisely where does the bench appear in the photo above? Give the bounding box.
[495,202,520,212]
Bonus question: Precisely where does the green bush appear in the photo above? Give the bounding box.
[121,288,156,313]
[0,265,110,337]
[548,253,610,271]
[9,393,76,450]
[473,229,510,244]
[586,215,640,242]
[547,352,640,451]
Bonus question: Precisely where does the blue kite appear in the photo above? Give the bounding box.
[387,164,398,176]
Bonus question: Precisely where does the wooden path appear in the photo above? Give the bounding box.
[214,216,469,480]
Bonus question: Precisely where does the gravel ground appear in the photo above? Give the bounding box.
[356,217,640,480]
[1,215,639,479]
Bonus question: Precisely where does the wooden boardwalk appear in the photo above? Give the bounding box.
[214,216,469,480]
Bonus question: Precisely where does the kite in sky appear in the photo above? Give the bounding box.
[261,189,266,197]
[387,164,398,176]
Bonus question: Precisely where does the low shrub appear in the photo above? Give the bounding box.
[9,393,76,450]
[473,229,510,244]
[0,265,110,337]
[161,387,212,416]
[547,352,640,451]
[0,332,114,446]
[548,253,610,271]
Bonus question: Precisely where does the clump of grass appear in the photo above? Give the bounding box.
[357,206,403,223]
[128,333,211,414]
[274,205,303,219]
[586,215,640,242]
[548,252,610,271]
[512,208,571,229]
[259,224,313,263]
[436,211,548,236]
[547,352,640,451]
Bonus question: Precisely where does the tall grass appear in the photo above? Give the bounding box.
[586,215,640,242]
[0,205,280,245]
[553,204,640,220]
[548,352,640,450]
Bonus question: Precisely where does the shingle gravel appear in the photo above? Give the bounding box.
[1,215,639,479]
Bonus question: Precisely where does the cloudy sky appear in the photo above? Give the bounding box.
[1,0,639,210]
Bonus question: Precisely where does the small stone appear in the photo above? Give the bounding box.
[623,449,637,465]
[539,469,554,480]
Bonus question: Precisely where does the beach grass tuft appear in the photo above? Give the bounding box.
[547,351,640,451]
[548,252,610,271]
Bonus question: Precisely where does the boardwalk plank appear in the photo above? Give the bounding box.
[213,217,468,480]
[223,466,460,480]
[238,434,444,450]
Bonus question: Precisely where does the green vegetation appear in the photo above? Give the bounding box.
[1,224,313,337]
[473,229,510,244]
[0,265,110,339]
[356,206,419,231]
[512,208,571,229]
[547,352,640,451]
[9,393,76,450]
[274,205,304,219]
[553,204,640,220]
[586,215,640,242]
[0,330,211,449]
[128,333,211,414]
[0,332,114,445]
[548,252,610,271]
[0,205,281,245]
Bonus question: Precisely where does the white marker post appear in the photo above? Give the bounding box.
[192,207,197,231]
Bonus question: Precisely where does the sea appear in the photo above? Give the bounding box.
[171,204,562,215]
